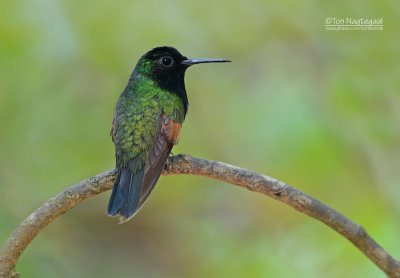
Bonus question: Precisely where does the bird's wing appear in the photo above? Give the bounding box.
[138,114,182,208]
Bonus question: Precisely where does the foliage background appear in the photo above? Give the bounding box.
[1,0,399,277]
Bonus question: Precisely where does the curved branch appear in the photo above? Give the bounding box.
[0,154,399,278]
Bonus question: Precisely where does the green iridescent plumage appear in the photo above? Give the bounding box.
[114,75,185,173]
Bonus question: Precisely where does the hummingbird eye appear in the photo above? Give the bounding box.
[160,56,174,67]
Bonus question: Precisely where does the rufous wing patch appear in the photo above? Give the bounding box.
[161,114,181,145]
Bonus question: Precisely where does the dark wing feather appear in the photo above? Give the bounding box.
[137,114,182,209]
[139,134,172,208]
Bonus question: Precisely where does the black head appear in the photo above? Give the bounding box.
[132,46,230,113]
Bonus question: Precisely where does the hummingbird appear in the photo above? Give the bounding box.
[108,46,230,222]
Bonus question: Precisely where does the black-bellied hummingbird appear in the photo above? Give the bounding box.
[108,46,230,222]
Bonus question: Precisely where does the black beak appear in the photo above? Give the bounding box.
[182,58,231,66]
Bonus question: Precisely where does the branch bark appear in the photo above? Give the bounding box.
[0,154,399,277]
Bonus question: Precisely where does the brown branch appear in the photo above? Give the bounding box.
[1,154,399,278]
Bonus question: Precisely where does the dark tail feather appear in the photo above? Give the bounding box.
[107,167,145,222]
[107,172,121,215]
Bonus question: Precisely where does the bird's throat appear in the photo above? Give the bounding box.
[151,70,188,115]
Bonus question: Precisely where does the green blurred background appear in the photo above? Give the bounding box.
[1,0,399,277]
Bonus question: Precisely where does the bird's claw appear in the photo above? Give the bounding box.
[165,155,175,174]
[165,159,170,173]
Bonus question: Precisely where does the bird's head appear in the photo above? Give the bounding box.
[133,46,229,90]
[131,46,230,112]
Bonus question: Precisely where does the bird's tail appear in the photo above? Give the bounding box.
[107,166,145,223]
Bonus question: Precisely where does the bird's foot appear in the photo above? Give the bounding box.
[165,155,175,174]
